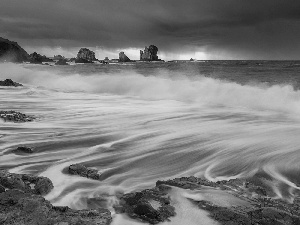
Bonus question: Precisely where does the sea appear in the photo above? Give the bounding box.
[1,60,300,224]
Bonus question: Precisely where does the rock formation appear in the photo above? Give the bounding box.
[119,52,131,62]
[55,58,68,65]
[53,54,65,60]
[0,170,53,196]
[0,37,29,63]
[140,45,159,61]
[0,171,112,225]
[68,164,101,180]
[0,79,22,87]
[75,48,96,63]
[29,52,53,64]
[12,146,34,154]
[0,111,35,122]
[114,187,175,224]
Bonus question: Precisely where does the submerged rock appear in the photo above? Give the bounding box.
[0,110,35,122]
[13,146,34,154]
[115,188,175,224]
[68,164,101,180]
[0,79,23,87]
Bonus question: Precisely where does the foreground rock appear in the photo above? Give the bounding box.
[156,176,300,225]
[0,190,111,225]
[0,37,29,63]
[0,170,53,195]
[0,79,23,87]
[115,187,175,224]
[0,171,112,225]
[68,163,101,180]
[0,110,35,122]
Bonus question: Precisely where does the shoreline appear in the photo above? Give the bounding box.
[1,164,300,224]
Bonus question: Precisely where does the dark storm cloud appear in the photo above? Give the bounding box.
[1,0,300,59]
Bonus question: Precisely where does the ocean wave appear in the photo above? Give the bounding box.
[1,63,300,115]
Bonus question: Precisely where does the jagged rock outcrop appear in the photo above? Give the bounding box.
[53,55,65,60]
[0,170,53,196]
[0,111,35,122]
[68,164,101,180]
[0,37,29,63]
[55,58,68,65]
[156,176,300,225]
[0,79,22,87]
[119,52,131,62]
[140,45,159,61]
[0,171,112,225]
[29,52,53,64]
[75,48,96,63]
[114,186,175,224]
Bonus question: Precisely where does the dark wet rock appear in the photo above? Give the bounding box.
[0,37,29,63]
[68,164,101,180]
[0,110,35,122]
[156,176,300,225]
[119,52,131,62]
[0,78,23,87]
[114,188,175,224]
[76,48,97,63]
[55,58,68,65]
[0,170,53,195]
[0,189,112,225]
[13,146,34,154]
[29,52,53,64]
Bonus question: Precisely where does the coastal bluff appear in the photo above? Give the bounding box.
[0,37,29,63]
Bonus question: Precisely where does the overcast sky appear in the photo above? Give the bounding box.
[1,0,300,60]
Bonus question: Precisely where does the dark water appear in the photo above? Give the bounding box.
[1,61,300,224]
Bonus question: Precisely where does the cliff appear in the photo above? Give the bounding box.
[0,37,29,63]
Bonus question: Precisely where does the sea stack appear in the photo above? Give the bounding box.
[140,45,160,61]
[0,37,29,63]
[75,48,97,63]
[119,52,131,62]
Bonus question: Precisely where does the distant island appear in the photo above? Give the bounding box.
[0,37,164,65]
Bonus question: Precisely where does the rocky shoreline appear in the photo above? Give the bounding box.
[1,163,299,225]
[0,170,112,225]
